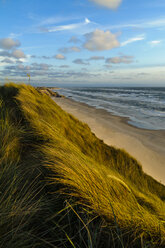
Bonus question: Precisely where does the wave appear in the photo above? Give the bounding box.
[56,87,165,130]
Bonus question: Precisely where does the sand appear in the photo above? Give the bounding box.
[53,97,165,185]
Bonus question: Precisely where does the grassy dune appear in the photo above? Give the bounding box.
[0,83,165,248]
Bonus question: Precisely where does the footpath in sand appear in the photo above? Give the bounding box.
[53,97,165,185]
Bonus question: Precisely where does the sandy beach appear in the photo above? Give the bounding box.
[53,97,165,185]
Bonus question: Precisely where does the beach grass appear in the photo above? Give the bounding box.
[0,83,165,247]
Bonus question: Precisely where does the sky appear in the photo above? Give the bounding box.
[0,0,165,86]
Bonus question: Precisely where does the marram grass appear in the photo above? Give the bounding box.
[0,83,165,247]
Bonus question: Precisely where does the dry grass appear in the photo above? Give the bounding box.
[0,83,165,247]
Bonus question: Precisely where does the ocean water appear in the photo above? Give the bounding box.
[56,87,165,130]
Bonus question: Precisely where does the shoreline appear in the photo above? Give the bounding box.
[53,97,165,185]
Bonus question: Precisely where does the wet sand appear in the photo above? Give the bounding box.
[53,97,165,185]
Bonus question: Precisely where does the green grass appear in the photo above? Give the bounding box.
[0,83,165,247]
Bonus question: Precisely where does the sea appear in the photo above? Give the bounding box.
[56,87,165,131]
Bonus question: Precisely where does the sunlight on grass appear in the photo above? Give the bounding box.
[0,83,164,247]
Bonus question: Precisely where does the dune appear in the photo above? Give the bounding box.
[1,83,165,247]
[54,97,165,185]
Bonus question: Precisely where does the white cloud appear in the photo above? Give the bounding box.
[0,38,20,50]
[39,16,72,26]
[54,54,66,60]
[45,18,92,33]
[108,17,165,30]
[85,18,91,24]
[121,34,145,47]
[149,40,162,46]
[89,0,122,9]
[83,29,120,51]
[9,33,22,39]
[146,18,165,28]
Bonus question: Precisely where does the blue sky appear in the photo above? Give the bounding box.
[0,0,165,86]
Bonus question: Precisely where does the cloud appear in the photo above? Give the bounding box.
[1,62,52,79]
[88,56,105,60]
[3,65,30,76]
[31,63,52,70]
[73,59,89,65]
[9,63,51,71]
[0,49,26,60]
[0,38,20,50]
[12,49,26,58]
[30,55,51,59]
[17,64,26,70]
[85,18,91,24]
[43,18,91,33]
[54,54,66,60]
[59,65,70,68]
[1,62,99,83]
[9,33,22,39]
[136,72,149,77]
[106,55,134,64]
[1,58,14,64]
[89,0,122,9]
[83,29,120,51]
[2,62,165,85]
[121,34,145,47]
[58,46,81,53]
[42,55,51,59]
[104,64,113,69]
[39,16,72,26]
[108,17,165,30]
[70,47,81,52]
[69,36,81,44]
[0,51,11,57]
[146,18,165,28]
[149,40,162,46]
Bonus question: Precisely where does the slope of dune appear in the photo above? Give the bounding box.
[0,83,165,248]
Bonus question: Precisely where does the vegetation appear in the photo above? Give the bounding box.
[36,87,63,97]
[0,83,165,248]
